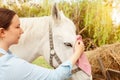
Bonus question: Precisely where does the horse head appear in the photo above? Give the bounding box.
[42,3,76,67]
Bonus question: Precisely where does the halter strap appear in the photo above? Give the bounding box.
[49,21,62,68]
[48,20,81,73]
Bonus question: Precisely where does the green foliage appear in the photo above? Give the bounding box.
[82,0,113,46]
[32,57,52,68]
[0,0,120,46]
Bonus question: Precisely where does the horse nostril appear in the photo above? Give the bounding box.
[64,43,73,47]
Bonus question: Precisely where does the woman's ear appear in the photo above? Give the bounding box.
[0,28,5,38]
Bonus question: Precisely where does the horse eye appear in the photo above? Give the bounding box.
[64,42,73,47]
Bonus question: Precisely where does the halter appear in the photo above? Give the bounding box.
[49,21,81,74]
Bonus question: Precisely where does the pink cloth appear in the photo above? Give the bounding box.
[75,35,91,76]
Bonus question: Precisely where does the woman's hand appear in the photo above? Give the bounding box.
[69,39,85,66]
[74,40,85,56]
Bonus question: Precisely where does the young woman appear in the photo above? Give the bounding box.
[0,8,84,80]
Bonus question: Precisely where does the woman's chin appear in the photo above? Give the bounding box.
[12,41,19,45]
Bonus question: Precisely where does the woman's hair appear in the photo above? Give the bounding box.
[0,8,16,30]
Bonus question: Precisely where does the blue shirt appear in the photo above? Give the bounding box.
[0,48,72,80]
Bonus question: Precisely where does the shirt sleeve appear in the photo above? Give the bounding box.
[44,60,72,80]
[31,60,72,80]
[6,57,72,80]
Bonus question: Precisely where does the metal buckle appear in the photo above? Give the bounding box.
[50,49,55,56]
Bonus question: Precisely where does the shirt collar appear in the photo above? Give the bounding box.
[0,48,11,55]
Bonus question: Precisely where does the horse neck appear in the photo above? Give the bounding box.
[10,16,51,62]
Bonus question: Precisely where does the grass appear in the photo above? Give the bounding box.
[32,56,52,69]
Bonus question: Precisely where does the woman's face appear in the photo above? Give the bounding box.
[4,14,23,46]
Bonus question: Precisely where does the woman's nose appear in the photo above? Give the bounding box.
[20,27,24,34]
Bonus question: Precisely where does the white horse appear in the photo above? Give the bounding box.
[10,4,92,80]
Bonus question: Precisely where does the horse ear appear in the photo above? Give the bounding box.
[60,10,65,18]
[52,3,61,21]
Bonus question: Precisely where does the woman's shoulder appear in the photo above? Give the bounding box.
[0,54,27,65]
[8,54,28,64]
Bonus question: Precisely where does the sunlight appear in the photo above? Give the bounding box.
[112,0,120,27]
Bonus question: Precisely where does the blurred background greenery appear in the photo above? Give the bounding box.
[0,0,119,47]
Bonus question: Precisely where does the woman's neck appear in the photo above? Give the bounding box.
[0,42,9,51]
